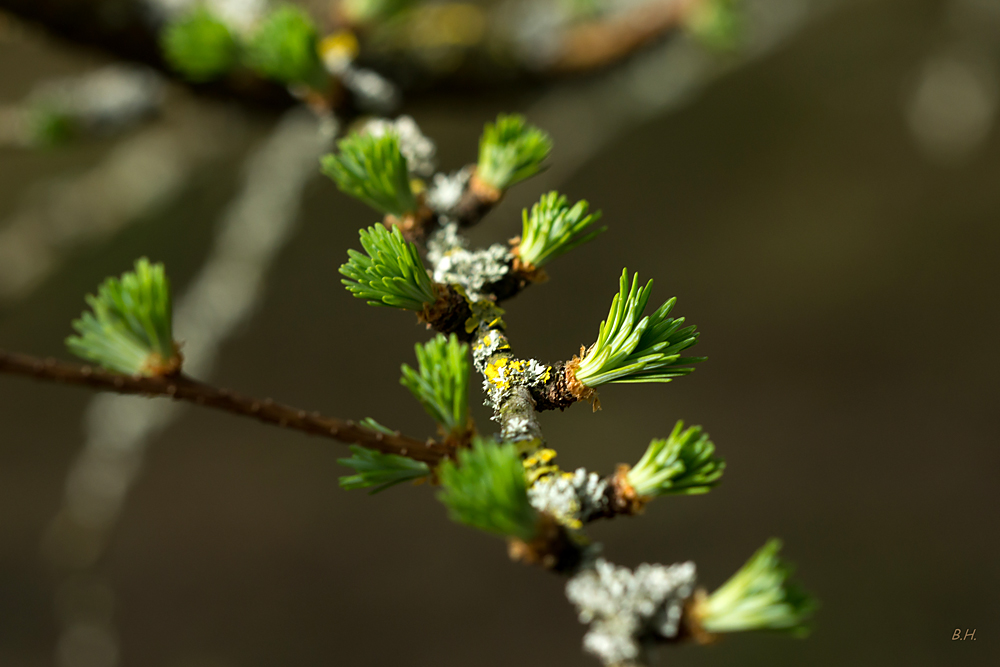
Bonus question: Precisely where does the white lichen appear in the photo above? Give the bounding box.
[566,558,697,666]
[480,355,551,411]
[426,225,547,449]
[431,243,511,295]
[428,222,512,297]
[426,166,473,214]
[529,467,609,527]
[497,386,544,446]
[363,115,436,177]
[427,221,466,262]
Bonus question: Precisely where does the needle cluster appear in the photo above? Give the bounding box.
[699,539,816,635]
[160,7,239,82]
[573,269,703,388]
[476,114,553,192]
[517,191,605,269]
[338,444,431,494]
[438,438,538,540]
[339,223,438,310]
[66,258,179,376]
[400,334,471,438]
[626,421,725,497]
[322,131,418,217]
[245,5,324,85]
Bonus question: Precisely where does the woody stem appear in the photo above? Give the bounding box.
[0,349,449,464]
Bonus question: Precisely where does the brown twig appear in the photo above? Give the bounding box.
[478,245,549,303]
[507,513,585,573]
[548,0,697,74]
[451,170,503,227]
[419,284,474,340]
[0,349,451,464]
[529,361,579,412]
[676,589,721,645]
[586,465,649,522]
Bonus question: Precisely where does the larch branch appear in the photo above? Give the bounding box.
[0,349,450,464]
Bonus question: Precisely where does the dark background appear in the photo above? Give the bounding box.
[1,1,998,665]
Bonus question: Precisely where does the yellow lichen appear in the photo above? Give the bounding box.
[522,447,565,487]
[536,449,557,463]
[466,299,507,334]
[484,357,510,387]
[513,437,543,455]
[527,464,561,486]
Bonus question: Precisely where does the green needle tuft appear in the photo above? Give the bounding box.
[321,131,417,217]
[686,0,744,51]
[573,269,704,388]
[161,7,239,82]
[27,105,75,147]
[700,539,816,635]
[627,421,724,497]
[401,334,471,437]
[339,223,439,310]
[517,191,605,269]
[476,114,552,192]
[245,5,324,86]
[438,437,538,540]
[66,258,180,376]
[338,444,430,494]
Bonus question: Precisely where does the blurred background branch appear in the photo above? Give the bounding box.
[0,1,745,106]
